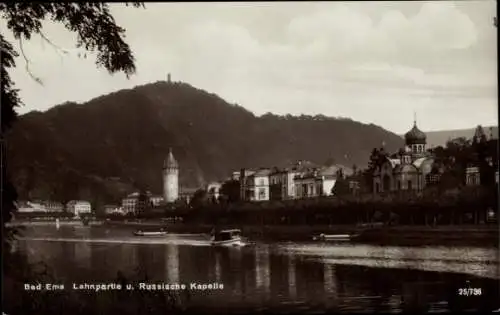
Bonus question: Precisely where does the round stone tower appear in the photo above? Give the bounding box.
[163,148,179,203]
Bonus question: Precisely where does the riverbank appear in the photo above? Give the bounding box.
[6,220,104,227]
[98,221,500,246]
[8,220,498,246]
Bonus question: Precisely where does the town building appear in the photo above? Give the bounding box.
[15,201,47,212]
[104,204,120,215]
[121,191,159,214]
[163,148,179,203]
[150,195,164,207]
[207,182,222,202]
[44,201,64,212]
[16,200,66,212]
[294,165,347,198]
[66,200,92,217]
[122,192,140,214]
[372,118,435,193]
[465,166,481,186]
[179,187,198,204]
[269,167,303,201]
[465,125,498,187]
[240,168,271,201]
[231,171,241,181]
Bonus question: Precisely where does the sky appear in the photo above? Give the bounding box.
[2,1,498,134]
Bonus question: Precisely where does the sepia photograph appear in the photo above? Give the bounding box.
[1,1,499,314]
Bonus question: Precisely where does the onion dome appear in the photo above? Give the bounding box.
[163,148,178,169]
[404,121,426,145]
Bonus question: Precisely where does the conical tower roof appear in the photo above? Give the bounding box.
[164,148,178,168]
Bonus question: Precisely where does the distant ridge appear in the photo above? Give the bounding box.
[406,126,498,148]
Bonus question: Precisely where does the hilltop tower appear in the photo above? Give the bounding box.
[167,73,171,83]
[163,148,179,203]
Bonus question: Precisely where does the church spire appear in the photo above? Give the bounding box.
[413,111,417,126]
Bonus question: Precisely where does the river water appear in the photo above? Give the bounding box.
[11,225,500,313]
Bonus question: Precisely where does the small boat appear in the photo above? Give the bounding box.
[312,233,357,242]
[133,228,168,237]
[211,229,247,247]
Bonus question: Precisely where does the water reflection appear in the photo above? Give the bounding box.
[323,263,338,307]
[74,241,91,269]
[166,245,179,283]
[214,251,222,282]
[255,245,271,297]
[13,228,500,313]
[288,255,297,300]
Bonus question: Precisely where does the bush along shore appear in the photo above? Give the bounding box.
[166,187,499,246]
[13,187,498,246]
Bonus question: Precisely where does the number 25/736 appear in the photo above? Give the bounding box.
[458,288,482,296]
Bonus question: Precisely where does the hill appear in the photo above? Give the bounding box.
[6,81,404,207]
[421,127,498,148]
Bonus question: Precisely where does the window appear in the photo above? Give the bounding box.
[418,145,422,153]
[408,180,413,190]
[398,181,402,190]
[375,183,380,193]
[258,188,266,200]
[259,179,264,186]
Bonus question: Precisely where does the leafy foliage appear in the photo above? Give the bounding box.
[1,3,143,314]
[220,179,240,203]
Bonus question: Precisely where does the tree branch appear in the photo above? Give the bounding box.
[38,30,69,57]
[18,37,43,86]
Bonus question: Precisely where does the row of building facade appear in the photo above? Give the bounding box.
[18,122,497,216]
[234,162,353,202]
[16,200,92,217]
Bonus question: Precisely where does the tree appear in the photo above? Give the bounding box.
[1,2,143,258]
[220,179,240,203]
[368,148,380,171]
[331,178,351,197]
[190,189,208,208]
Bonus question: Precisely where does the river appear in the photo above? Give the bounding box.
[10,225,500,313]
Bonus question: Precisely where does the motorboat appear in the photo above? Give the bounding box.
[312,233,357,242]
[133,228,168,237]
[210,229,247,247]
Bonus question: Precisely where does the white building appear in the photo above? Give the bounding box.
[66,200,92,217]
[240,168,271,201]
[16,200,64,212]
[122,192,140,214]
[465,166,481,186]
[150,195,164,207]
[16,201,47,212]
[207,182,222,201]
[104,204,121,215]
[294,165,345,199]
